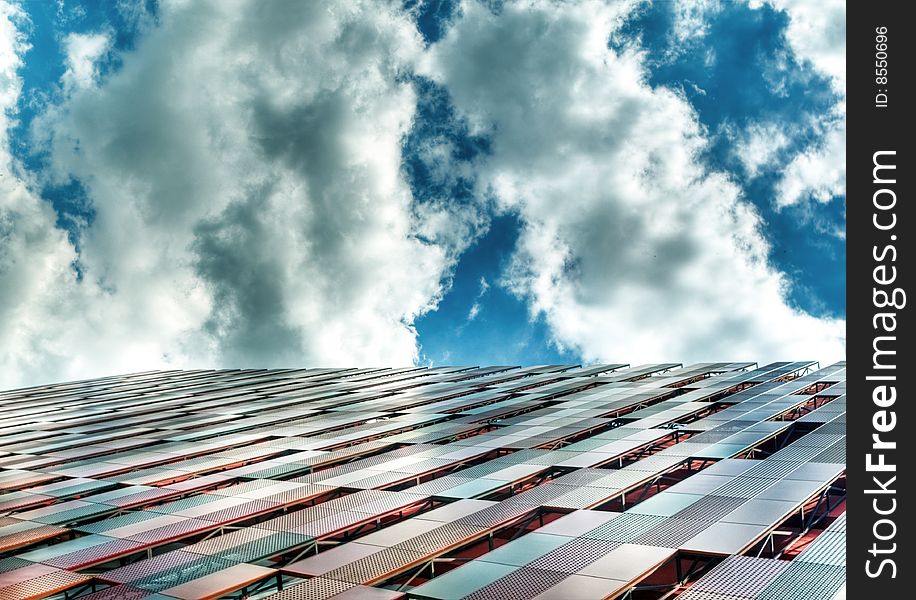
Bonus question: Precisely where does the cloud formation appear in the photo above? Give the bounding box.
[421,0,844,364]
[1,1,87,386]
[0,0,845,386]
[753,0,846,208]
[61,30,110,91]
[2,0,456,386]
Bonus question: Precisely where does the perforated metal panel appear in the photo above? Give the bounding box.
[798,531,845,567]
[506,484,570,507]
[0,523,67,552]
[197,498,278,523]
[0,363,848,600]
[811,420,845,435]
[527,536,619,573]
[792,434,844,448]
[689,555,788,597]
[744,460,804,479]
[210,478,281,496]
[125,518,212,544]
[453,462,515,479]
[410,476,475,495]
[828,513,846,532]
[454,502,530,529]
[672,496,746,522]
[293,511,368,537]
[101,550,203,584]
[548,469,608,487]
[563,437,612,451]
[261,484,329,505]
[265,577,356,600]
[768,445,821,462]
[462,567,568,600]
[239,462,305,479]
[322,547,420,584]
[78,510,161,534]
[30,502,113,525]
[95,487,176,508]
[505,449,555,465]
[146,494,214,515]
[0,492,49,513]
[0,556,33,574]
[77,584,157,600]
[41,479,113,498]
[185,526,274,556]
[686,430,739,444]
[621,454,685,472]
[128,556,236,592]
[391,522,484,555]
[812,442,845,465]
[45,537,143,569]
[347,471,410,489]
[710,476,774,499]
[227,531,314,562]
[542,486,617,510]
[353,492,425,515]
[757,563,845,600]
[632,517,712,548]
[0,569,92,599]
[259,505,337,531]
[321,491,389,512]
[583,513,667,543]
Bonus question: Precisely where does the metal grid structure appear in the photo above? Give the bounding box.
[0,361,845,599]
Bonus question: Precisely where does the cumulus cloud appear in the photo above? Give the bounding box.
[776,103,845,207]
[1,1,85,385]
[61,31,110,91]
[666,0,721,59]
[421,0,844,364]
[1,0,846,386]
[2,0,458,386]
[734,121,792,178]
[756,0,845,88]
[753,0,845,208]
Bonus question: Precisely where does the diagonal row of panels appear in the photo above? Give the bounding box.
[0,361,844,600]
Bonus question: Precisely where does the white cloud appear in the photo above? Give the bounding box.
[776,104,845,207]
[467,302,481,321]
[2,0,459,386]
[734,121,791,178]
[754,0,845,90]
[466,276,489,322]
[1,1,86,386]
[667,0,721,58]
[61,31,110,91]
[0,0,25,112]
[0,0,847,386]
[422,0,844,365]
[752,0,846,208]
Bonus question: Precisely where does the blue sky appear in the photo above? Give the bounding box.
[409,0,845,365]
[0,0,845,385]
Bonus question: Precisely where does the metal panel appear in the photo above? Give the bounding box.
[582,513,667,543]
[0,363,847,600]
[757,563,846,600]
[680,522,769,555]
[672,496,746,522]
[392,522,484,556]
[322,547,421,584]
[688,555,789,597]
[130,555,238,592]
[409,560,517,600]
